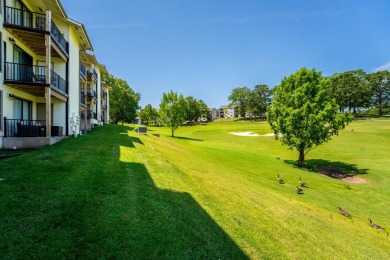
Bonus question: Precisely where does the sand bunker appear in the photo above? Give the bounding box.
[229,132,260,136]
[228,132,282,137]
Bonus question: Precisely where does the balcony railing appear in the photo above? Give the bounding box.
[80,110,85,119]
[80,92,86,105]
[87,110,92,119]
[4,6,46,31]
[4,6,68,55]
[4,62,68,94]
[80,62,86,79]
[5,62,46,83]
[87,88,98,99]
[4,118,46,137]
[87,68,98,80]
[51,69,68,94]
[51,20,68,54]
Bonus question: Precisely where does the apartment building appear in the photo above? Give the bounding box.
[219,105,237,118]
[0,0,109,149]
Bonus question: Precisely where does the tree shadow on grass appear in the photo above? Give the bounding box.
[284,159,369,178]
[172,136,203,141]
[0,125,246,259]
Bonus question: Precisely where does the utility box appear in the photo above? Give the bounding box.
[135,127,147,134]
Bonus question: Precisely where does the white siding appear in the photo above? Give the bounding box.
[67,27,81,135]
[53,102,66,135]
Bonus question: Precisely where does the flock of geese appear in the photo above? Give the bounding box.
[277,174,388,235]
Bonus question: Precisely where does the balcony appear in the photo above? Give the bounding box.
[5,62,68,98]
[87,68,98,81]
[80,92,86,106]
[87,88,98,100]
[4,7,46,31]
[80,62,86,80]
[4,6,69,58]
[50,21,68,55]
[3,118,64,137]
[87,110,92,119]
[4,118,46,137]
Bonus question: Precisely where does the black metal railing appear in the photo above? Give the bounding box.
[4,6,46,30]
[4,118,46,137]
[87,67,98,79]
[51,21,68,54]
[50,69,68,94]
[5,62,46,83]
[87,88,97,99]
[80,110,85,119]
[80,92,86,105]
[87,110,92,119]
[80,62,86,79]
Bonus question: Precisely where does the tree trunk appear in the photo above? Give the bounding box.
[298,149,305,167]
[171,127,174,137]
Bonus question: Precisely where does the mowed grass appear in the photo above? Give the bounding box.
[1,119,390,258]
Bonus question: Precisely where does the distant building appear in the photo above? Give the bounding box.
[219,105,237,118]
[209,108,217,121]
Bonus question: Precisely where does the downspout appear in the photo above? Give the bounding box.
[65,43,69,136]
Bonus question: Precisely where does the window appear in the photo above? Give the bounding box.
[13,97,32,120]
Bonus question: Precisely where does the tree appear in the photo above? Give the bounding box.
[328,70,371,113]
[102,73,140,124]
[140,104,158,125]
[159,91,186,137]
[367,70,390,117]
[197,99,209,120]
[228,87,251,118]
[185,96,201,122]
[267,68,353,166]
[248,84,271,120]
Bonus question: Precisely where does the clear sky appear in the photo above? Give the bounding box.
[61,0,390,108]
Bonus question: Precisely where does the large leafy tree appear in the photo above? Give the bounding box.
[103,73,140,124]
[228,86,251,118]
[197,99,210,120]
[267,68,353,166]
[185,96,201,122]
[367,70,390,117]
[140,104,159,125]
[159,91,186,137]
[249,84,271,119]
[329,70,371,113]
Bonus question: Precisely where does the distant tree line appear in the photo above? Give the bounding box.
[228,69,390,119]
[328,70,390,117]
[102,73,141,125]
[228,85,272,120]
[138,91,211,137]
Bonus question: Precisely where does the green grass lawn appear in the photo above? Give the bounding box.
[1,119,389,258]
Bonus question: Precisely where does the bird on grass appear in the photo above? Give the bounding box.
[337,207,351,218]
[296,186,303,194]
[277,174,284,184]
[369,219,388,235]
[299,177,307,187]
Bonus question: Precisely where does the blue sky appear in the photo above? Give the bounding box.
[61,0,390,108]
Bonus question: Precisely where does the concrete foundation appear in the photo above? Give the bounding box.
[2,136,67,149]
